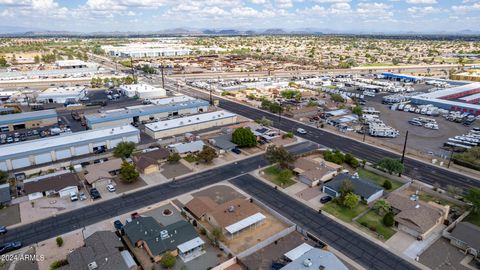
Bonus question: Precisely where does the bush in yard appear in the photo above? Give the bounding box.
[50,259,68,270]
[282,132,294,139]
[160,253,176,269]
[265,145,296,168]
[56,237,63,247]
[120,161,139,184]
[383,212,395,227]
[197,145,218,163]
[376,158,404,175]
[167,152,181,164]
[343,193,359,209]
[383,180,393,190]
[231,128,257,147]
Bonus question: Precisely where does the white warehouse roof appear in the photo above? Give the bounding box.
[145,110,236,132]
[120,83,164,93]
[0,125,139,160]
[38,86,86,97]
[150,95,196,105]
[225,212,266,234]
[284,243,314,261]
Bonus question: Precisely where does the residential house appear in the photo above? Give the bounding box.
[292,157,340,187]
[386,193,448,240]
[280,248,348,270]
[185,196,266,238]
[134,148,170,175]
[168,141,205,155]
[449,222,480,258]
[123,217,204,263]
[58,231,137,270]
[322,173,384,204]
[208,134,237,151]
[84,159,123,187]
[0,183,10,205]
[23,171,80,201]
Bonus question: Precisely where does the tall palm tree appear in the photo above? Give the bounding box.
[373,199,391,215]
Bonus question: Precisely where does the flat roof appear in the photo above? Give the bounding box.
[145,110,236,132]
[120,83,165,93]
[85,100,209,125]
[415,83,480,99]
[281,248,348,270]
[177,236,205,253]
[150,95,196,105]
[0,67,99,79]
[284,243,314,261]
[225,212,265,234]
[55,60,88,66]
[459,93,480,102]
[0,125,139,160]
[40,86,86,95]
[0,109,57,126]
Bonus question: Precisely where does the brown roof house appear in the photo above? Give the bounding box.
[134,148,170,175]
[185,197,266,238]
[84,159,122,187]
[386,193,449,240]
[23,171,80,201]
[292,157,340,187]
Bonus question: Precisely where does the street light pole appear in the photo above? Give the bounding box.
[401,130,409,164]
[447,148,454,168]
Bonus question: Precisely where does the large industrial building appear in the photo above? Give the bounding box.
[120,84,167,99]
[145,110,237,139]
[411,83,480,115]
[36,86,87,104]
[0,125,140,171]
[102,44,191,58]
[84,99,209,129]
[55,60,89,69]
[0,109,58,132]
[0,67,100,81]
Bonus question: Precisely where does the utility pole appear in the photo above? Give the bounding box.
[401,130,409,164]
[209,84,213,106]
[160,65,165,89]
[362,124,367,142]
[447,148,454,168]
[130,57,135,81]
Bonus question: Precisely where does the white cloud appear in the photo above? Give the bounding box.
[0,9,15,16]
[357,2,393,18]
[408,6,442,14]
[452,2,480,12]
[406,0,437,4]
[276,0,293,8]
[251,0,267,4]
[315,0,351,3]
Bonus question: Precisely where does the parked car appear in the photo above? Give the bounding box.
[90,188,101,200]
[106,184,116,192]
[113,220,123,230]
[231,147,241,154]
[296,128,307,134]
[79,192,87,201]
[320,195,332,204]
[6,137,13,143]
[0,241,22,255]
[70,192,78,202]
[0,225,7,234]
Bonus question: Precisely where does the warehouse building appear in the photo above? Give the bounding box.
[36,86,87,104]
[145,110,237,139]
[105,47,191,58]
[120,83,166,99]
[0,125,140,171]
[85,100,209,129]
[381,73,422,83]
[55,60,89,69]
[411,83,480,115]
[0,109,58,132]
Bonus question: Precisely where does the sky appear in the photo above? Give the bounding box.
[0,0,479,33]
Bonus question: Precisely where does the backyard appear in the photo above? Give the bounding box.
[322,201,368,223]
[356,210,396,240]
[464,212,480,227]
[358,169,403,191]
[262,165,296,188]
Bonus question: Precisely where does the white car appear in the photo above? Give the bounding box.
[70,192,78,202]
[296,128,307,134]
[106,184,116,192]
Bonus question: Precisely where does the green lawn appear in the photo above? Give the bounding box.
[358,169,403,191]
[356,210,396,240]
[262,166,296,188]
[322,202,368,222]
[464,212,480,227]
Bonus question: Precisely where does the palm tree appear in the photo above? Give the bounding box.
[373,199,391,216]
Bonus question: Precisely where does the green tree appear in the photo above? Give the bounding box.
[160,253,176,269]
[50,259,68,270]
[120,162,139,184]
[376,158,404,175]
[323,150,345,165]
[465,188,480,214]
[352,105,362,116]
[167,152,181,164]
[0,170,8,184]
[383,212,395,227]
[197,145,218,163]
[34,55,40,64]
[232,128,257,147]
[56,237,63,247]
[339,179,354,199]
[0,56,8,67]
[254,117,273,127]
[265,145,296,168]
[383,180,393,190]
[281,89,301,100]
[330,94,345,103]
[113,141,135,158]
[343,193,359,209]
[373,199,391,215]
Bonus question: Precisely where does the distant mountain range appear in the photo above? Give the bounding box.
[0,25,480,37]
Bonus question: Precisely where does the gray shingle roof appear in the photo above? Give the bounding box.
[450,222,480,251]
[0,183,10,204]
[324,173,383,199]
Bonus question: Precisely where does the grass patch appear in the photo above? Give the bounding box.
[322,202,368,222]
[464,212,480,227]
[358,169,403,191]
[262,165,296,188]
[357,210,396,240]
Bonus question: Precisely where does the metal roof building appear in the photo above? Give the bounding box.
[0,125,140,171]
[381,72,422,82]
[85,99,209,129]
[0,109,58,132]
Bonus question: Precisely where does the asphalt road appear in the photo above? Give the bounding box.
[0,142,313,246]
[230,174,419,270]
[167,80,480,190]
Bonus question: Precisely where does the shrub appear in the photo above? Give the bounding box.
[383,180,393,190]
[167,153,181,164]
[50,259,68,270]
[383,212,395,227]
[199,228,207,235]
[160,253,176,269]
[282,132,294,139]
[56,237,63,247]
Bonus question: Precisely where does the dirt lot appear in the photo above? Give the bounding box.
[0,204,21,226]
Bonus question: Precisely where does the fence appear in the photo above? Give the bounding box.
[237,226,296,258]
